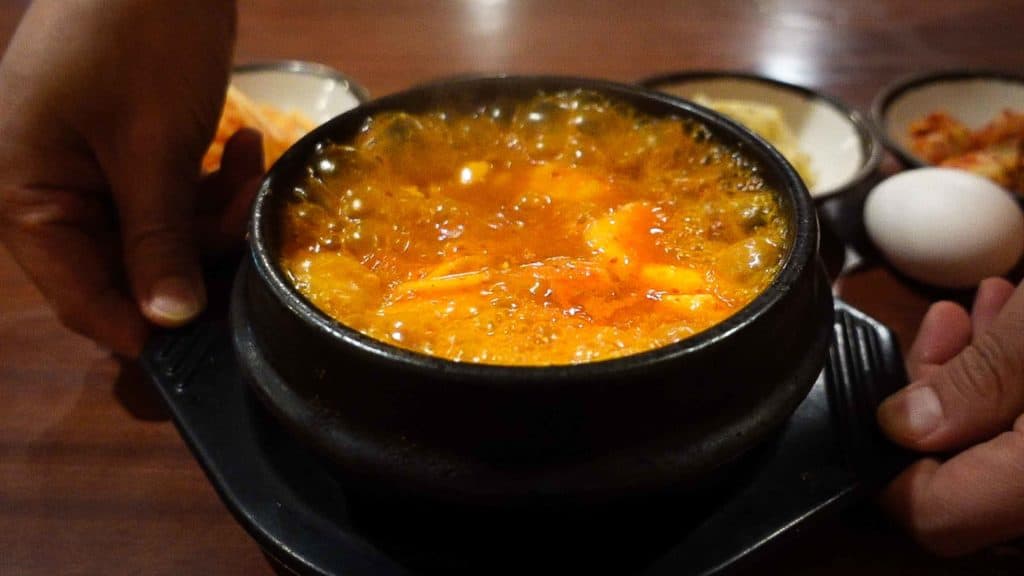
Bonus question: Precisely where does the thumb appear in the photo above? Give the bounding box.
[878,281,1024,452]
[881,416,1024,556]
[107,139,206,328]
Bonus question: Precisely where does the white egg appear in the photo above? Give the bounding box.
[864,168,1024,288]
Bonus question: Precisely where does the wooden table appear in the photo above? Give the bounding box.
[2,1,1023,574]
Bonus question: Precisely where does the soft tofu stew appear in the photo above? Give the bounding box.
[278,90,790,365]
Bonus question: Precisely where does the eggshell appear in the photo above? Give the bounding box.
[864,168,1024,288]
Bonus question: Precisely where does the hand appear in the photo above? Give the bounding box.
[0,0,259,357]
[877,277,1024,556]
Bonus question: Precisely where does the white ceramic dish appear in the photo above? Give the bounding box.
[232,61,370,125]
[872,70,1024,167]
[641,72,882,200]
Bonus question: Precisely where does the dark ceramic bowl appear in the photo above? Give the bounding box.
[232,60,371,123]
[872,69,1024,168]
[233,76,834,504]
[641,71,883,202]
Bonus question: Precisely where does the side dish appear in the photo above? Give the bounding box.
[692,95,817,188]
[908,109,1024,196]
[278,90,791,365]
[203,85,315,173]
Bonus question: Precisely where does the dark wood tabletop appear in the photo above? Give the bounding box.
[2,1,1023,574]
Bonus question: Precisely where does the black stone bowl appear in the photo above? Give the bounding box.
[233,76,834,504]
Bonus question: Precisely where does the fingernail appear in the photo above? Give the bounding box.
[878,386,944,442]
[147,276,204,325]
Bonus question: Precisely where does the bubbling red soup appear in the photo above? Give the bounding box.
[277,90,791,365]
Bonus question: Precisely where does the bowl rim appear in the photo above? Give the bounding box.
[233,59,372,104]
[638,69,884,201]
[249,74,818,383]
[870,68,1024,168]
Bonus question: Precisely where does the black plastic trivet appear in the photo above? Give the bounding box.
[141,298,907,576]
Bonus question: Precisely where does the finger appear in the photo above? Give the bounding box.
[100,125,206,328]
[879,282,1024,451]
[199,128,263,211]
[0,186,147,356]
[213,175,261,255]
[905,301,972,381]
[217,128,264,197]
[881,415,1024,557]
[197,128,263,256]
[971,277,1016,337]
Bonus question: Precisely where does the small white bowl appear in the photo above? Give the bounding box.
[641,71,882,200]
[873,70,1024,168]
[232,61,370,125]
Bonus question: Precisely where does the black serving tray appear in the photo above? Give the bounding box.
[141,291,908,576]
